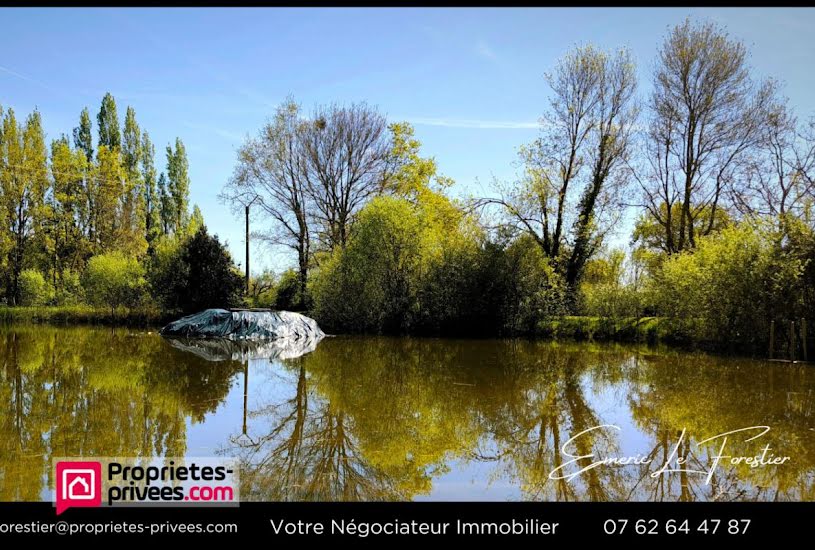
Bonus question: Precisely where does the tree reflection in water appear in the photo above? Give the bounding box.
[2,327,814,502]
[230,338,815,502]
[0,325,241,500]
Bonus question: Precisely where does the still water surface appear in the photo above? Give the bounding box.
[1,325,814,501]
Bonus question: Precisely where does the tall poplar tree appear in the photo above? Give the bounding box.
[97,93,121,150]
[121,106,146,255]
[157,172,173,235]
[0,109,48,304]
[72,107,93,162]
[93,145,124,253]
[165,138,190,234]
[48,136,89,293]
[142,132,161,246]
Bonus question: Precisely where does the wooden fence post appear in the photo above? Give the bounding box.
[790,320,796,361]
[769,320,775,360]
[802,318,808,362]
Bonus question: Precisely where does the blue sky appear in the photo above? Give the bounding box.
[2,7,815,273]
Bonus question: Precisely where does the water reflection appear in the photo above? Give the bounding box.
[164,334,323,362]
[0,326,242,500]
[1,327,814,501]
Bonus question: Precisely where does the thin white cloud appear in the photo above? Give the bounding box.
[0,64,53,92]
[110,13,278,111]
[183,122,244,142]
[475,39,498,61]
[407,117,539,130]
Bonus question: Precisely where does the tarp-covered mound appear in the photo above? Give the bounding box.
[160,308,325,342]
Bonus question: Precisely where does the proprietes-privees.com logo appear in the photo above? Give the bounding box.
[54,457,239,515]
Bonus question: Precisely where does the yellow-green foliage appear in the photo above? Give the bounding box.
[579,249,644,319]
[652,220,810,349]
[312,196,425,332]
[18,269,50,306]
[82,252,147,311]
[501,235,567,333]
[312,186,481,333]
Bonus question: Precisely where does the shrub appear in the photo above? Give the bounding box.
[82,252,147,312]
[312,196,424,333]
[500,235,568,334]
[651,219,809,351]
[311,194,573,336]
[311,192,487,334]
[273,269,307,311]
[580,283,643,319]
[19,269,50,306]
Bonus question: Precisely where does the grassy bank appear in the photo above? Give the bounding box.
[0,306,172,327]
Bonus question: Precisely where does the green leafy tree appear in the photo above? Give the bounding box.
[97,93,121,150]
[18,269,50,306]
[652,220,808,350]
[0,109,48,305]
[165,138,190,235]
[91,145,124,252]
[142,132,161,246]
[46,137,90,298]
[500,235,568,333]
[72,107,93,162]
[247,268,277,308]
[634,203,731,259]
[187,204,205,237]
[122,107,141,176]
[578,249,643,319]
[119,107,146,256]
[151,226,243,314]
[157,172,173,235]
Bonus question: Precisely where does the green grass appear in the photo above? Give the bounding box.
[0,305,172,327]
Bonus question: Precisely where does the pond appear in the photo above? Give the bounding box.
[1,324,814,502]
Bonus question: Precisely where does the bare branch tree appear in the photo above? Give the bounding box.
[730,100,815,219]
[221,98,311,302]
[641,18,776,253]
[299,103,393,250]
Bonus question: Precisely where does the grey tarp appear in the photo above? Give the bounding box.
[159,309,325,360]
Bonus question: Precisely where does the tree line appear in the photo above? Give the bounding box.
[3,18,812,351]
[0,93,243,313]
[225,18,815,351]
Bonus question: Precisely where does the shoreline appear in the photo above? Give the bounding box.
[0,307,769,358]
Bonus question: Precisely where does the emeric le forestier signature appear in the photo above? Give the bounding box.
[548,425,791,485]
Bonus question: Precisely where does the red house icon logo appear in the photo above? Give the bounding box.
[55,461,102,515]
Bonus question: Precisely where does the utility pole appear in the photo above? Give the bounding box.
[245,203,250,294]
[244,195,260,296]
